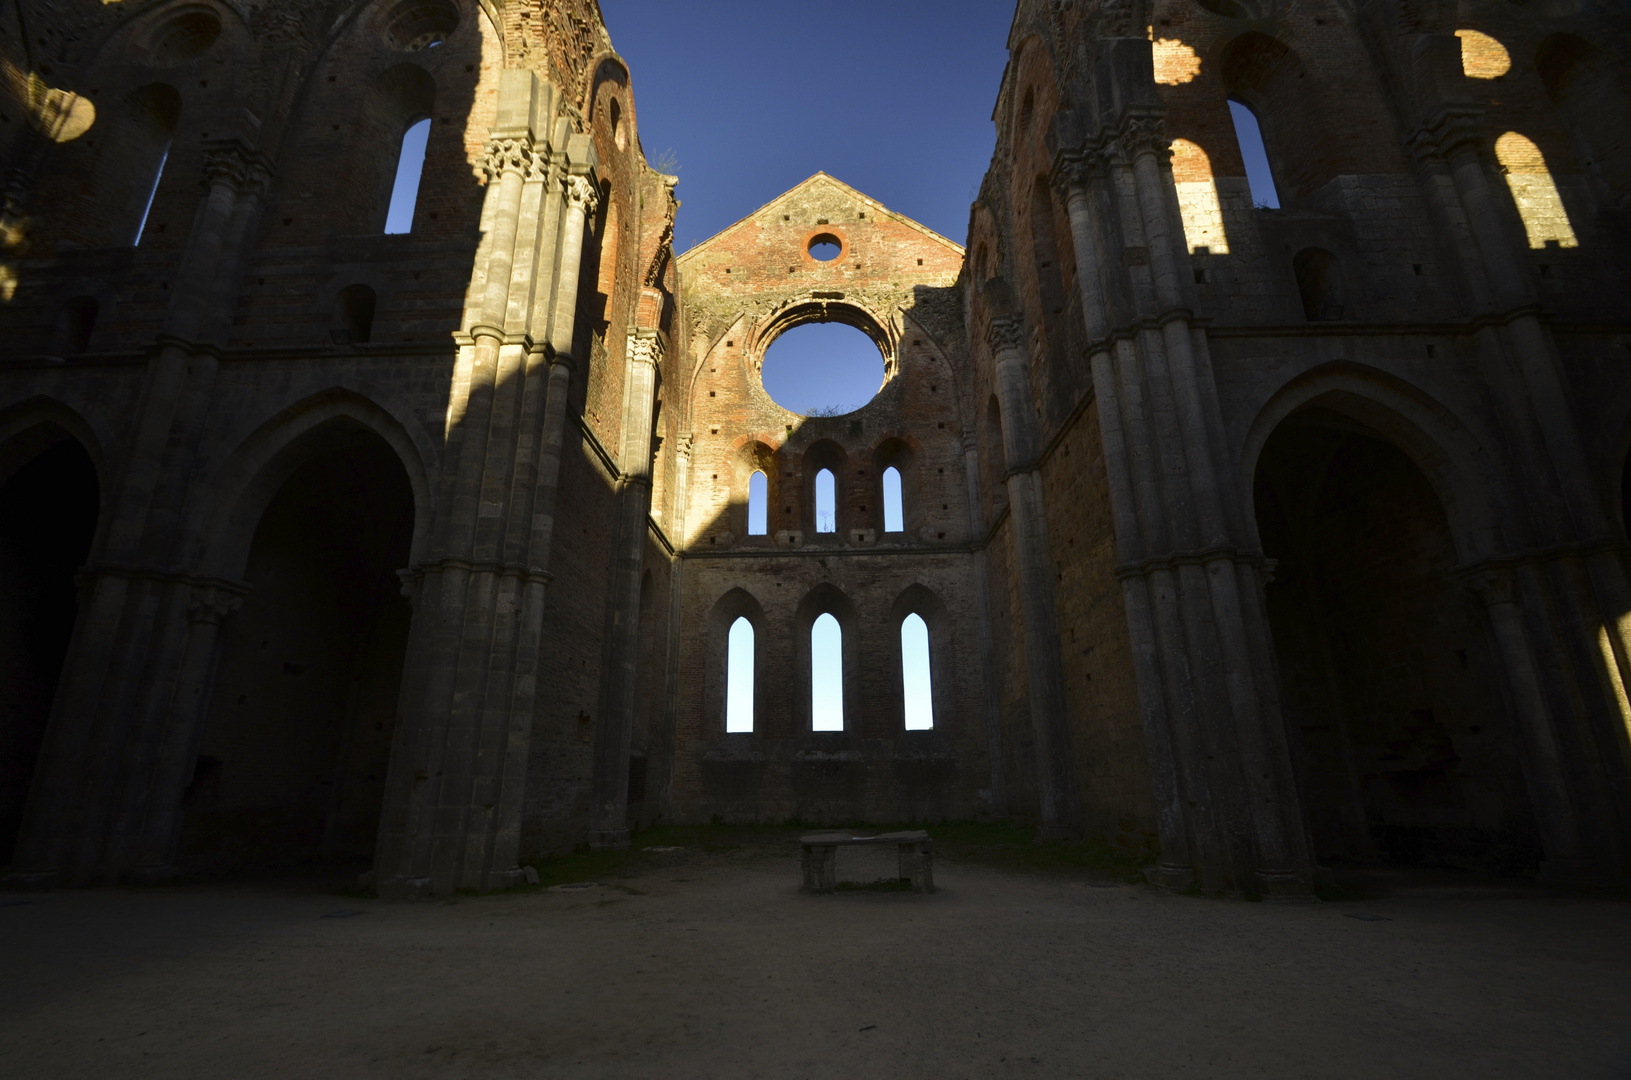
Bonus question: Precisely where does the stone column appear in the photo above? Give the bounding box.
[986,315,1079,839]
[1429,116,1631,871]
[651,433,692,820]
[1466,569,1590,878]
[127,583,247,879]
[376,74,605,897]
[6,129,272,887]
[589,329,664,849]
[962,431,1007,816]
[1048,109,1312,896]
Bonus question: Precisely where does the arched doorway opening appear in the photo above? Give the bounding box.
[0,436,99,865]
[178,434,414,872]
[1254,411,1540,874]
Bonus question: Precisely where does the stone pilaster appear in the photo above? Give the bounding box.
[1052,107,1314,897]
[375,71,605,897]
[985,315,1079,839]
[589,328,664,849]
[1413,92,1631,876]
[961,429,1007,815]
[5,114,280,886]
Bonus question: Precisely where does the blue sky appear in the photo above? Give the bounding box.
[600,0,1015,251]
[600,0,1014,415]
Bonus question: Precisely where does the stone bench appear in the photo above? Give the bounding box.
[799,830,935,893]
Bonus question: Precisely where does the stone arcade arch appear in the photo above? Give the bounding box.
[178,415,420,872]
[0,418,101,866]
[1246,381,1544,873]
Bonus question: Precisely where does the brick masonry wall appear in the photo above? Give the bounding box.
[666,174,991,825]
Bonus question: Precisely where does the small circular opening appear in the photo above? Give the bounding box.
[807,233,842,262]
[149,10,222,67]
[386,0,460,51]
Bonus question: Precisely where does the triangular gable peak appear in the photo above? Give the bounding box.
[677,174,966,332]
[679,173,965,261]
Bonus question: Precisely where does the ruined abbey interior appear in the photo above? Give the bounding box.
[1,0,1628,901]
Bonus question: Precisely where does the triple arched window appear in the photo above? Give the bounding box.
[720,610,934,733]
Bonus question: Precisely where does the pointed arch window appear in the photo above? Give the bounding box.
[882,466,904,533]
[726,617,754,732]
[901,613,934,730]
[747,470,768,535]
[811,612,844,731]
[1227,99,1280,209]
[384,117,431,234]
[815,468,836,533]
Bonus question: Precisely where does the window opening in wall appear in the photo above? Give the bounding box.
[1227,99,1279,209]
[811,612,844,731]
[62,296,98,353]
[336,284,377,343]
[760,321,885,416]
[882,466,903,532]
[901,613,934,730]
[726,617,754,732]
[1293,248,1344,321]
[1494,131,1578,250]
[384,118,431,234]
[808,233,841,261]
[747,470,768,535]
[815,468,836,533]
[133,141,170,246]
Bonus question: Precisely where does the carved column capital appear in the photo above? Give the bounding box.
[1049,151,1102,202]
[628,328,664,370]
[201,145,251,190]
[482,136,535,179]
[1464,565,1519,607]
[985,315,1026,356]
[1413,109,1485,165]
[187,584,244,625]
[562,173,601,214]
[1115,115,1171,164]
[675,432,694,459]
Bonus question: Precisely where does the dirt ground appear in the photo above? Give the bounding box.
[3,842,1630,1080]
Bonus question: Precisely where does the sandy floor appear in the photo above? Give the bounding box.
[2,848,1629,1079]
